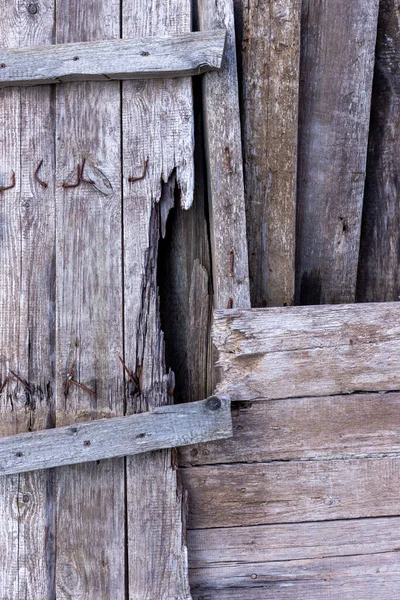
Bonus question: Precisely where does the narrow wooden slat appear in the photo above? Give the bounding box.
[181,457,400,529]
[357,0,400,302]
[122,1,194,598]
[0,2,55,598]
[236,0,300,307]
[296,0,379,304]
[213,303,400,401]
[198,0,250,310]
[54,1,125,598]
[0,30,226,87]
[180,392,400,466]
[188,517,400,567]
[0,397,231,476]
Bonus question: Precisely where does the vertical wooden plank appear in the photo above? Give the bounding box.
[296,0,379,305]
[236,0,300,308]
[357,0,400,302]
[198,0,251,311]
[54,1,125,598]
[0,1,55,598]
[122,1,194,598]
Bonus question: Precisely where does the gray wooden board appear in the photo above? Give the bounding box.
[357,0,400,302]
[213,303,400,401]
[0,30,226,86]
[197,0,250,311]
[179,391,400,466]
[236,0,300,308]
[0,397,231,476]
[181,456,400,529]
[296,0,379,304]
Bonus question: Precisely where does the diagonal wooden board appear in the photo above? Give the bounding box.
[181,301,400,597]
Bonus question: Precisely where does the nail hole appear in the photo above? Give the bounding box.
[83,440,91,447]
[15,452,23,458]
[70,426,78,434]
[136,433,146,439]
[0,64,6,69]
[73,56,80,61]
[141,51,150,57]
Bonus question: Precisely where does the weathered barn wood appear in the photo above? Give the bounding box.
[213,302,400,401]
[182,456,400,528]
[0,30,226,87]
[357,0,400,302]
[198,0,250,311]
[0,397,231,476]
[54,2,126,598]
[235,0,300,307]
[296,0,379,304]
[122,1,194,598]
[0,1,55,597]
[180,391,400,465]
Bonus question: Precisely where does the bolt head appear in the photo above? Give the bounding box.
[205,396,222,411]
[28,3,38,14]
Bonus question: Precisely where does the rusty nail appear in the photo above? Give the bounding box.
[64,361,76,396]
[128,158,148,183]
[118,355,140,388]
[34,160,48,189]
[79,158,94,184]
[0,377,9,395]
[9,370,31,393]
[0,171,16,192]
[62,164,81,189]
[70,379,97,398]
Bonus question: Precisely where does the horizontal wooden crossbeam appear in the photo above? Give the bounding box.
[0,29,226,87]
[0,396,231,476]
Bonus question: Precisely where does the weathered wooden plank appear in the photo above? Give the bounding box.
[180,392,400,466]
[236,0,300,307]
[357,0,400,302]
[0,396,231,475]
[54,1,125,598]
[0,30,226,87]
[188,516,400,568]
[181,456,400,529]
[213,303,400,401]
[0,1,55,598]
[296,0,379,304]
[122,1,194,598]
[198,0,250,310]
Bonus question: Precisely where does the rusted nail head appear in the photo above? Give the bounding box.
[141,51,150,57]
[0,64,6,69]
[28,3,38,14]
[205,396,222,411]
[83,440,91,447]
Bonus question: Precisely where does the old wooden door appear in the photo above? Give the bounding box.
[183,302,400,598]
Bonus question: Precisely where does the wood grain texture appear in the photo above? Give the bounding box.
[213,303,400,401]
[357,0,400,302]
[236,0,300,307]
[0,1,55,598]
[0,30,226,86]
[198,0,250,310]
[122,1,194,598]
[180,391,400,466]
[296,0,379,304]
[181,456,400,529]
[54,1,125,598]
[0,396,231,475]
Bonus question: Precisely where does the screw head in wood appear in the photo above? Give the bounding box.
[205,396,222,411]
[28,3,38,14]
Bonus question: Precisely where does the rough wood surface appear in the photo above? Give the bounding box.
[122,1,194,598]
[181,456,400,529]
[213,303,400,401]
[198,0,250,310]
[0,30,226,86]
[296,0,379,304]
[54,2,125,598]
[357,0,400,302]
[236,0,300,307]
[180,391,400,466]
[0,396,231,476]
[0,2,55,598]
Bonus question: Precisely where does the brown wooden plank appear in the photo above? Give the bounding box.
[181,456,400,529]
[122,1,194,598]
[213,303,400,401]
[236,0,300,307]
[54,1,125,597]
[198,0,250,311]
[296,0,379,304]
[0,2,55,598]
[357,0,400,302]
[180,391,400,466]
